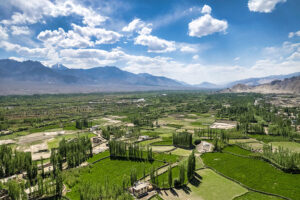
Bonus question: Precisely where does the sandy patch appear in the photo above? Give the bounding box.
[152,146,175,152]
[210,121,236,129]
[17,130,74,145]
[0,139,15,145]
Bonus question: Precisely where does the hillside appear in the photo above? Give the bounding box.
[222,76,300,94]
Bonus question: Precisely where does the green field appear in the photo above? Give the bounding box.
[65,153,178,199]
[269,141,300,153]
[234,192,283,200]
[170,148,192,157]
[159,169,247,200]
[87,151,110,163]
[156,166,184,188]
[222,145,253,156]
[202,152,300,200]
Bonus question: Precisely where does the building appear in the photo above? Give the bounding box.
[138,135,149,142]
[130,181,153,198]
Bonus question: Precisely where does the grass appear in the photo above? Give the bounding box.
[151,137,173,146]
[202,152,300,200]
[65,153,178,199]
[139,138,162,146]
[160,169,247,200]
[249,134,291,143]
[156,166,184,188]
[269,141,300,153]
[170,148,192,157]
[151,140,173,146]
[47,132,96,149]
[222,145,253,156]
[234,191,283,200]
[190,169,247,200]
[87,151,110,163]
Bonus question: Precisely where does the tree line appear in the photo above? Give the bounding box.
[109,140,153,161]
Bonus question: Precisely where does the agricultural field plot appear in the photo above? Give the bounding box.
[210,120,237,129]
[269,141,300,153]
[159,169,247,200]
[152,146,175,152]
[229,138,260,144]
[138,138,162,146]
[222,145,253,156]
[65,153,178,200]
[234,192,283,200]
[202,152,300,200]
[158,114,215,130]
[170,148,192,157]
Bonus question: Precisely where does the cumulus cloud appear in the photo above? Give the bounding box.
[11,26,30,35]
[37,28,93,48]
[0,41,48,57]
[0,25,8,39]
[192,55,199,60]
[123,18,175,53]
[122,18,146,32]
[1,0,107,26]
[134,34,176,53]
[288,30,300,38]
[248,0,286,13]
[189,14,228,38]
[201,5,212,14]
[37,24,122,48]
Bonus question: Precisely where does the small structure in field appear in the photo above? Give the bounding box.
[138,135,149,142]
[130,181,153,198]
[91,137,102,144]
[197,141,213,153]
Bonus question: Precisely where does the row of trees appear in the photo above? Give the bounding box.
[109,140,153,161]
[262,144,300,170]
[0,145,39,187]
[173,132,192,148]
[52,136,93,169]
[75,119,92,129]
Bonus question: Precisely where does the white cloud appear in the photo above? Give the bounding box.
[188,14,228,38]
[180,45,198,53]
[37,24,122,48]
[37,28,93,48]
[8,56,26,62]
[0,41,48,57]
[192,55,199,60]
[72,24,122,45]
[122,18,146,32]
[201,5,212,14]
[1,0,107,26]
[134,34,176,53]
[11,26,30,35]
[234,57,240,61]
[288,30,300,38]
[0,25,8,39]
[123,18,175,53]
[248,0,286,13]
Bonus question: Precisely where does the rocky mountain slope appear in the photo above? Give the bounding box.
[222,76,300,94]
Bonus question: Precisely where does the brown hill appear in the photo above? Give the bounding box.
[222,76,300,94]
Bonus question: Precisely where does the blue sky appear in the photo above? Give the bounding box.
[0,0,299,84]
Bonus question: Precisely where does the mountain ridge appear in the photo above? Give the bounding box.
[222,76,300,94]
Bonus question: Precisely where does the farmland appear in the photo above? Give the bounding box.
[0,92,299,200]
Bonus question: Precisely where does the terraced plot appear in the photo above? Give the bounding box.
[159,169,247,200]
[202,152,300,200]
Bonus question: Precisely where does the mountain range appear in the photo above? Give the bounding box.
[0,59,299,95]
[0,59,188,95]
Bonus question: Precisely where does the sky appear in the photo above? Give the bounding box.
[0,0,299,85]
